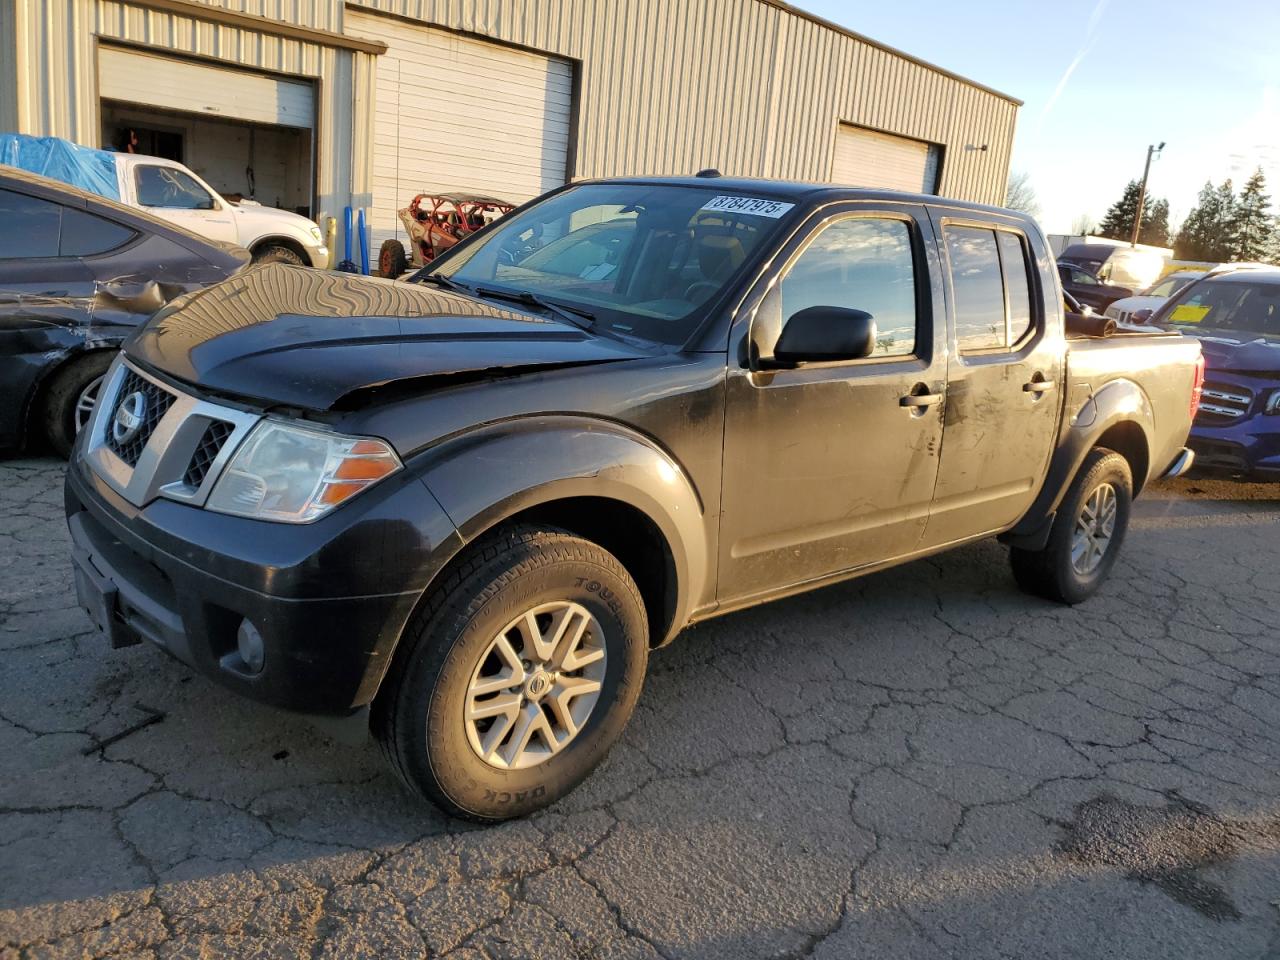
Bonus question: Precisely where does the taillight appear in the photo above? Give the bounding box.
[1190,353,1205,419]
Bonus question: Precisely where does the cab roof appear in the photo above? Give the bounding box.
[579,174,1024,220]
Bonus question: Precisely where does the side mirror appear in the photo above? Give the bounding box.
[771,306,876,365]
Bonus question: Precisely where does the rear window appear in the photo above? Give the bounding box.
[0,188,61,259]
[945,224,1037,353]
[59,208,138,256]
[0,189,137,259]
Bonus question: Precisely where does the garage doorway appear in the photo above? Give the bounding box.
[97,46,316,216]
[345,10,574,252]
[831,124,942,195]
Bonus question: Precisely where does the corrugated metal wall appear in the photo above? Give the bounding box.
[345,0,1018,204]
[3,0,1017,210]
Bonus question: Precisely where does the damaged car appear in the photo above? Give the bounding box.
[0,166,249,456]
[67,176,1202,821]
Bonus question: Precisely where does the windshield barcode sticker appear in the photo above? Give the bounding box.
[700,196,795,218]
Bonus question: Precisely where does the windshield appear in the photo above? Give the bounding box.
[429,183,793,345]
[1143,275,1197,298]
[1163,279,1280,338]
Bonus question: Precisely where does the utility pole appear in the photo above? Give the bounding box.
[1130,142,1165,246]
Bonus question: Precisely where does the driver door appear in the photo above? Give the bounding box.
[132,165,238,244]
[717,203,947,602]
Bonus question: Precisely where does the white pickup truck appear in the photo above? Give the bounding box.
[107,153,328,267]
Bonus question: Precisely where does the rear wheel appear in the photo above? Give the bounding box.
[1011,447,1133,604]
[41,352,114,458]
[252,243,305,266]
[379,239,408,279]
[372,524,648,821]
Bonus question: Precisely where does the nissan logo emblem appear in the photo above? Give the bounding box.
[112,391,148,444]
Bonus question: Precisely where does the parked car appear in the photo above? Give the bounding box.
[379,192,514,278]
[1105,270,1206,325]
[1057,261,1134,311]
[66,176,1202,821]
[1058,242,1166,291]
[0,166,249,456]
[1,134,327,267]
[1147,267,1280,479]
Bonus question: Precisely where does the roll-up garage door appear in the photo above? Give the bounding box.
[831,124,940,194]
[346,9,573,250]
[98,46,314,130]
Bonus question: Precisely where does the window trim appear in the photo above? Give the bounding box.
[133,164,217,211]
[771,209,929,367]
[940,218,1043,358]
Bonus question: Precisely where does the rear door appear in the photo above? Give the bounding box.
[922,215,1063,547]
[717,202,947,602]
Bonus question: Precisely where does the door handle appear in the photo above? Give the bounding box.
[900,392,943,408]
[1023,379,1056,394]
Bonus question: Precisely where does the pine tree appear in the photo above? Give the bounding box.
[1096,181,1169,246]
[1097,181,1144,241]
[1231,168,1273,261]
[1175,179,1237,261]
[1143,198,1171,248]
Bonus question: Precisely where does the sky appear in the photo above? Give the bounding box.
[802,0,1280,234]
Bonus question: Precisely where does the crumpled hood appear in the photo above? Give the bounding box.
[126,265,650,410]
[1190,330,1280,377]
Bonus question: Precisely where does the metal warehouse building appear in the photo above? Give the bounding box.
[0,0,1019,253]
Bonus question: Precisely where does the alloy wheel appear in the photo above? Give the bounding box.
[1071,482,1117,575]
[463,600,607,770]
[74,376,104,434]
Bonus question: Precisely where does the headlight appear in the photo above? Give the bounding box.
[206,420,401,522]
[308,224,323,243]
[1265,390,1280,416]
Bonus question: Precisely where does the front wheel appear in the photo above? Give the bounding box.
[41,352,114,458]
[1010,447,1133,604]
[373,525,648,821]
[251,243,305,266]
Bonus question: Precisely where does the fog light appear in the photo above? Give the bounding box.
[236,619,265,674]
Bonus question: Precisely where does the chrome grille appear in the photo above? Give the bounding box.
[183,420,235,489]
[1196,383,1253,424]
[83,358,261,509]
[104,370,176,466]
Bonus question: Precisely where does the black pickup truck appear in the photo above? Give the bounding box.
[66,176,1203,820]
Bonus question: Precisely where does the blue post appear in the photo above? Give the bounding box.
[358,208,370,276]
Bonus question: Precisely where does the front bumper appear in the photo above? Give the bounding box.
[1190,418,1280,479]
[65,456,460,715]
[304,242,330,269]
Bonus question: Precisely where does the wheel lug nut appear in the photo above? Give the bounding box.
[522,660,532,670]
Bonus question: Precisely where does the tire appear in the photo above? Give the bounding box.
[372,524,648,821]
[379,239,408,279]
[41,352,114,459]
[251,243,305,266]
[1010,447,1133,605]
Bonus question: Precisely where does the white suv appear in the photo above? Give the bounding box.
[110,153,328,267]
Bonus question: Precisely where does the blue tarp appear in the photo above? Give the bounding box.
[0,134,120,200]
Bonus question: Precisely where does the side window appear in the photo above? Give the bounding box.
[780,217,917,358]
[59,208,138,257]
[997,231,1034,343]
[135,166,215,210]
[945,226,1005,352]
[0,188,62,259]
[1074,268,1098,285]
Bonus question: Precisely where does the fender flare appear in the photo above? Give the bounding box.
[413,416,710,642]
[1002,378,1155,548]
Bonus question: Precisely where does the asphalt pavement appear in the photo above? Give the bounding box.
[3,456,1279,959]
